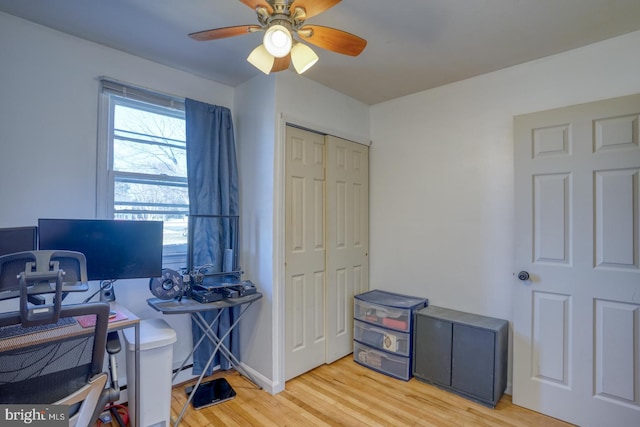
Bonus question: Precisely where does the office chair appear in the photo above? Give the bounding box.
[0,250,88,310]
[0,250,111,427]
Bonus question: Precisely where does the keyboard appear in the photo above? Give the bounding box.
[0,317,77,339]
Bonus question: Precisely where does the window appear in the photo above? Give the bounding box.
[98,79,188,270]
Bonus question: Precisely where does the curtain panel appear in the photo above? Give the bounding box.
[185,98,240,374]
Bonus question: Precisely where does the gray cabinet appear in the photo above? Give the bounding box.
[413,306,508,407]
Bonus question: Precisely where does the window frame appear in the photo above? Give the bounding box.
[97,79,188,269]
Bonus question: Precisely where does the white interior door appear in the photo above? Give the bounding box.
[325,135,369,363]
[285,126,326,380]
[513,94,640,427]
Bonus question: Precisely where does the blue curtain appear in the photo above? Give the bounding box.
[185,98,239,374]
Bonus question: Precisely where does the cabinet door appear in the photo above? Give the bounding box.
[451,324,495,402]
[413,316,452,385]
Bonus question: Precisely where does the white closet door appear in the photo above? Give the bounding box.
[325,135,369,363]
[285,126,327,380]
[285,127,370,379]
[513,94,640,427]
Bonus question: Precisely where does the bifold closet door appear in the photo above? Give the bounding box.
[285,127,369,380]
[325,135,369,363]
[285,126,327,381]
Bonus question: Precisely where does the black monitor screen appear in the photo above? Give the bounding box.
[38,219,163,281]
[0,226,37,256]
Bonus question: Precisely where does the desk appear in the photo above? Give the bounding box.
[147,293,262,426]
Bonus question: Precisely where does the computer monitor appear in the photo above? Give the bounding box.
[0,226,37,256]
[38,218,163,282]
[0,226,40,301]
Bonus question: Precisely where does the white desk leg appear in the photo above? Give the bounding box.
[134,322,140,427]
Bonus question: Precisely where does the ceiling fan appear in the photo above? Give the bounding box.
[189,0,367,75]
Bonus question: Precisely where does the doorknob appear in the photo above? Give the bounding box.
[517,271,530,281]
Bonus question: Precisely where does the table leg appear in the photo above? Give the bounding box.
[171,310,224,383]
[134,322,140,427]
[173,310,232,426]
[191,303,261,387]
[172,300,260,426]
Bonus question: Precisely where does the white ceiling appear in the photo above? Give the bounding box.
[2,0,640,105]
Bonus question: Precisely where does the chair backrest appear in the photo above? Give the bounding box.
[0,302,111,426]
[0,250,89,305]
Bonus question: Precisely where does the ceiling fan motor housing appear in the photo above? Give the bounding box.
[189,0,366,73]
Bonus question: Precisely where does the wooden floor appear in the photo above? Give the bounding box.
[163,355,573,427]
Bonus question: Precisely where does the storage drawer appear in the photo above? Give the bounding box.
[354,319,410,356]
[354,299,412,332]
[353,341,411,381]
[354,290,427,333]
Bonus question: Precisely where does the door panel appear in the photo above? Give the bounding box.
[285,127,326,380]
[533,173,570,264]
[413,317,452,386]
[451,324,495,402]
[595,299,638,403]
[326,135,369,363]
[595,169,638,269]
[513,93,640,426]
[531,291,570,385]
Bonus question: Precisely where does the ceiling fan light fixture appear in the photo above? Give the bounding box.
[291,41,319,74]
[263,24,292,58]
[247,44,274,74]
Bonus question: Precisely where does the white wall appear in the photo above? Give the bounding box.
[276,73,371,145]
[234,74,278,389]
[0,12,234,375]
[369,29,640,389]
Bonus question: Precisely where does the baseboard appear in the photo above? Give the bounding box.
[238,362,280,394]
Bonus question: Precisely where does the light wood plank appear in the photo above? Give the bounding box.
[97,355,574,426]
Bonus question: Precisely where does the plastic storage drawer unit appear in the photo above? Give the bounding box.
[353,290,428,380]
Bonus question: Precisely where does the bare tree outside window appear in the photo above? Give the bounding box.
[110,98,188,270]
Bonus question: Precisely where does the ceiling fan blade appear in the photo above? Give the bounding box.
[271,53,291,72]
[239,0,273,14]
[298,25,366,56]
[289,0,341,19]
[189,25,261,41]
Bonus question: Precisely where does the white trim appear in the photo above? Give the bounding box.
[239,362,279,395]
[272,112,287,393]
[96,91,112,219]
[281,114,371,147]
[99,76,185,110]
